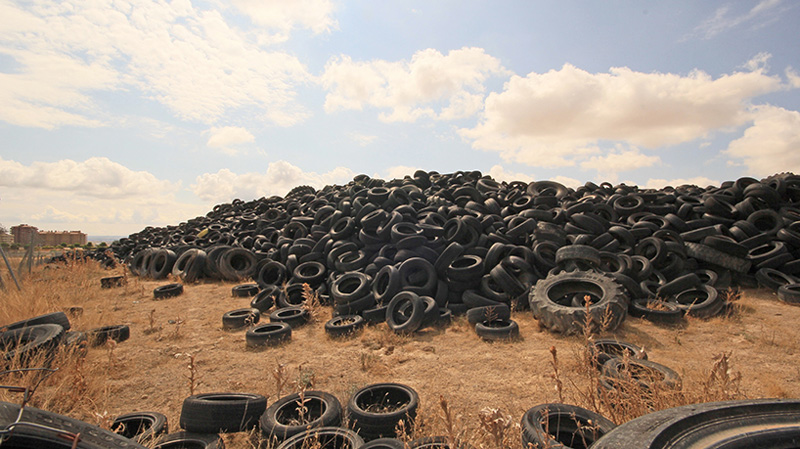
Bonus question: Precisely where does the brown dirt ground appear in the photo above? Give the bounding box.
[3,263,800,447]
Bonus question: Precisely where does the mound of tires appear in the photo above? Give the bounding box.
[101,171,800,336]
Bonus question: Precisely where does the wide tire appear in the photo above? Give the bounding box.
[180,392,267,433]
[259,390,343,442]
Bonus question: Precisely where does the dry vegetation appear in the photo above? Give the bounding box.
[1,259,800,448]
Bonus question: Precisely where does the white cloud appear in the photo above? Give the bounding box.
[0,0,311,129]
[231,0,337,43]
[487,165,535,184]
[460,63,783,168]
[724,105,800,176]
[0,157,204,236]
[321,47,509,122]
[191,160,355,202]
[690,0,787,39]
[0,156,177,199]
[580,146,661,182]
[349,132,378,146]
[786,68,800,89]
[205,126,256,155]
[644,177,719,189]
[382,166,420,180]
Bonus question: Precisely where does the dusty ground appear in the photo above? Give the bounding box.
[2,263,800,447]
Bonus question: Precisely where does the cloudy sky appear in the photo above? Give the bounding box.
[1,0,799,237]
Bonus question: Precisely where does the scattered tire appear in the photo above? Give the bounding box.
[628,298,683,325]
[589,339,647,370]
[154,283,184,300]
[112,411,169,444]
[222,308,261,330]
[347,383,419,441]
[591,399,800,449]
[232,283,260,298]
[0,323,64,365]
[1,311,71,332]
[101,275,126,288]
[251,285,280,312]
[0,401,149,449]
[88,324,130,347]
[246,322,291,348]
[153,431,224,449]
[276,426,364,449]
[520,403,616,449]
[529,270,627,335]
[325,315,366,337]
[179,392,267,433]
[600,358,681,393]
[386,291,425,334]
[409,436,473,449]
[269,306,310,328]
[475,319,519,341]
[259,390,343,441]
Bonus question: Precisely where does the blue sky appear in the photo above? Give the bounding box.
[1,0,799,236]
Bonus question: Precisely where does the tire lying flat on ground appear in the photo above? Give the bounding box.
[520,403,616,449]
[179,392,267,433]
[347,383,419,441]
[259,390,343,442]
[591,399,800,449]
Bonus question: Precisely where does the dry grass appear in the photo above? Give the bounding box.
[1,261,800,448]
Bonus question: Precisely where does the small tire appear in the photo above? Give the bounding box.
[222,308,261,330]
[232,283,259,298]
[89,324,130,347]
[475,319,519,341]
[259,390,343,442]
[246,322,291,348]
[347,383,419,441]
[154,283,184,300]
[777,283,800,305]
[112,411,169,444]
[520,403,616,449]
[269,306,310,328]
[154,431,223,449]
[276,426,364,449]
[179,392,267,433]
[325,315,366,338]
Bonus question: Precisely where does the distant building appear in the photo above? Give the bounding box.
[0,233,12,245]
[10,224,87,246]
[11,224,38,245]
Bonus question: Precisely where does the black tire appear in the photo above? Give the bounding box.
[172,249,207,283]
[251,285,280,312]
[386,292,425,334]
[270,306,310,328]
[591,399,800,449]
[656,273,701,298]
[89,324,130,347]
[63,330,88,356]
[347,383,419,441]
[232,283,260,298]
[101,275,126,289]
[276,426,364,449]
[153,431,224,449]
[600,358,681,392]
[628,298,683,324]
[777,283,800,305]
[222,308,261,330]
[669,284,724,319]
[520,403,616,449]
[112,411,169,444]
[154,283,184,300]
[1,311,71,332]
[149,249,177,280]
[529,271,627,335]
[218,248,258,281]
[0,401,149,449]
[555,245,601,271]
[475,319,519,341]
[325,315,366,338]
[756,268,799,291]
[362,437,405,449]
[0,323,64,364]
[246,322,291,348]
[259,390,343,441]
[331,272,372,304]
[685,242,752,273]
[589,339,647,371]
[180,392,267,433]
[466,304,511,325]
[362,304,389,324]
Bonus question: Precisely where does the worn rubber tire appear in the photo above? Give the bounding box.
[246,322,291,348]
[0,401,149,449]
[180,392,267,433]
[269,306,310,328]
[629,299,683,325]
[100,275,126,289]
[520,403,616,449]
[276,426,363,449]
[251,285,280,312]
[112,411,169,444]
[347,383,419,441]
[777,283,800,306]
[259,390,343,442]
[154,283,184,300]
[529,271,627,335]
[591,399,800,449]
[685,242,752,273]
[0,323,64,365]
[600,358,682,392]
[172,249,207,283]
[232,284,259,298]
[88,324,130,347]
[153,431,224,449]
[325,315,366,338]
[2,311,71,332]
[475,319,519,341]
[222,308,261,330]
[386,292,426,334]
[589,339,647,371]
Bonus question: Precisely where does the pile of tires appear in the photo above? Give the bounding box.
[107,171,800,335]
